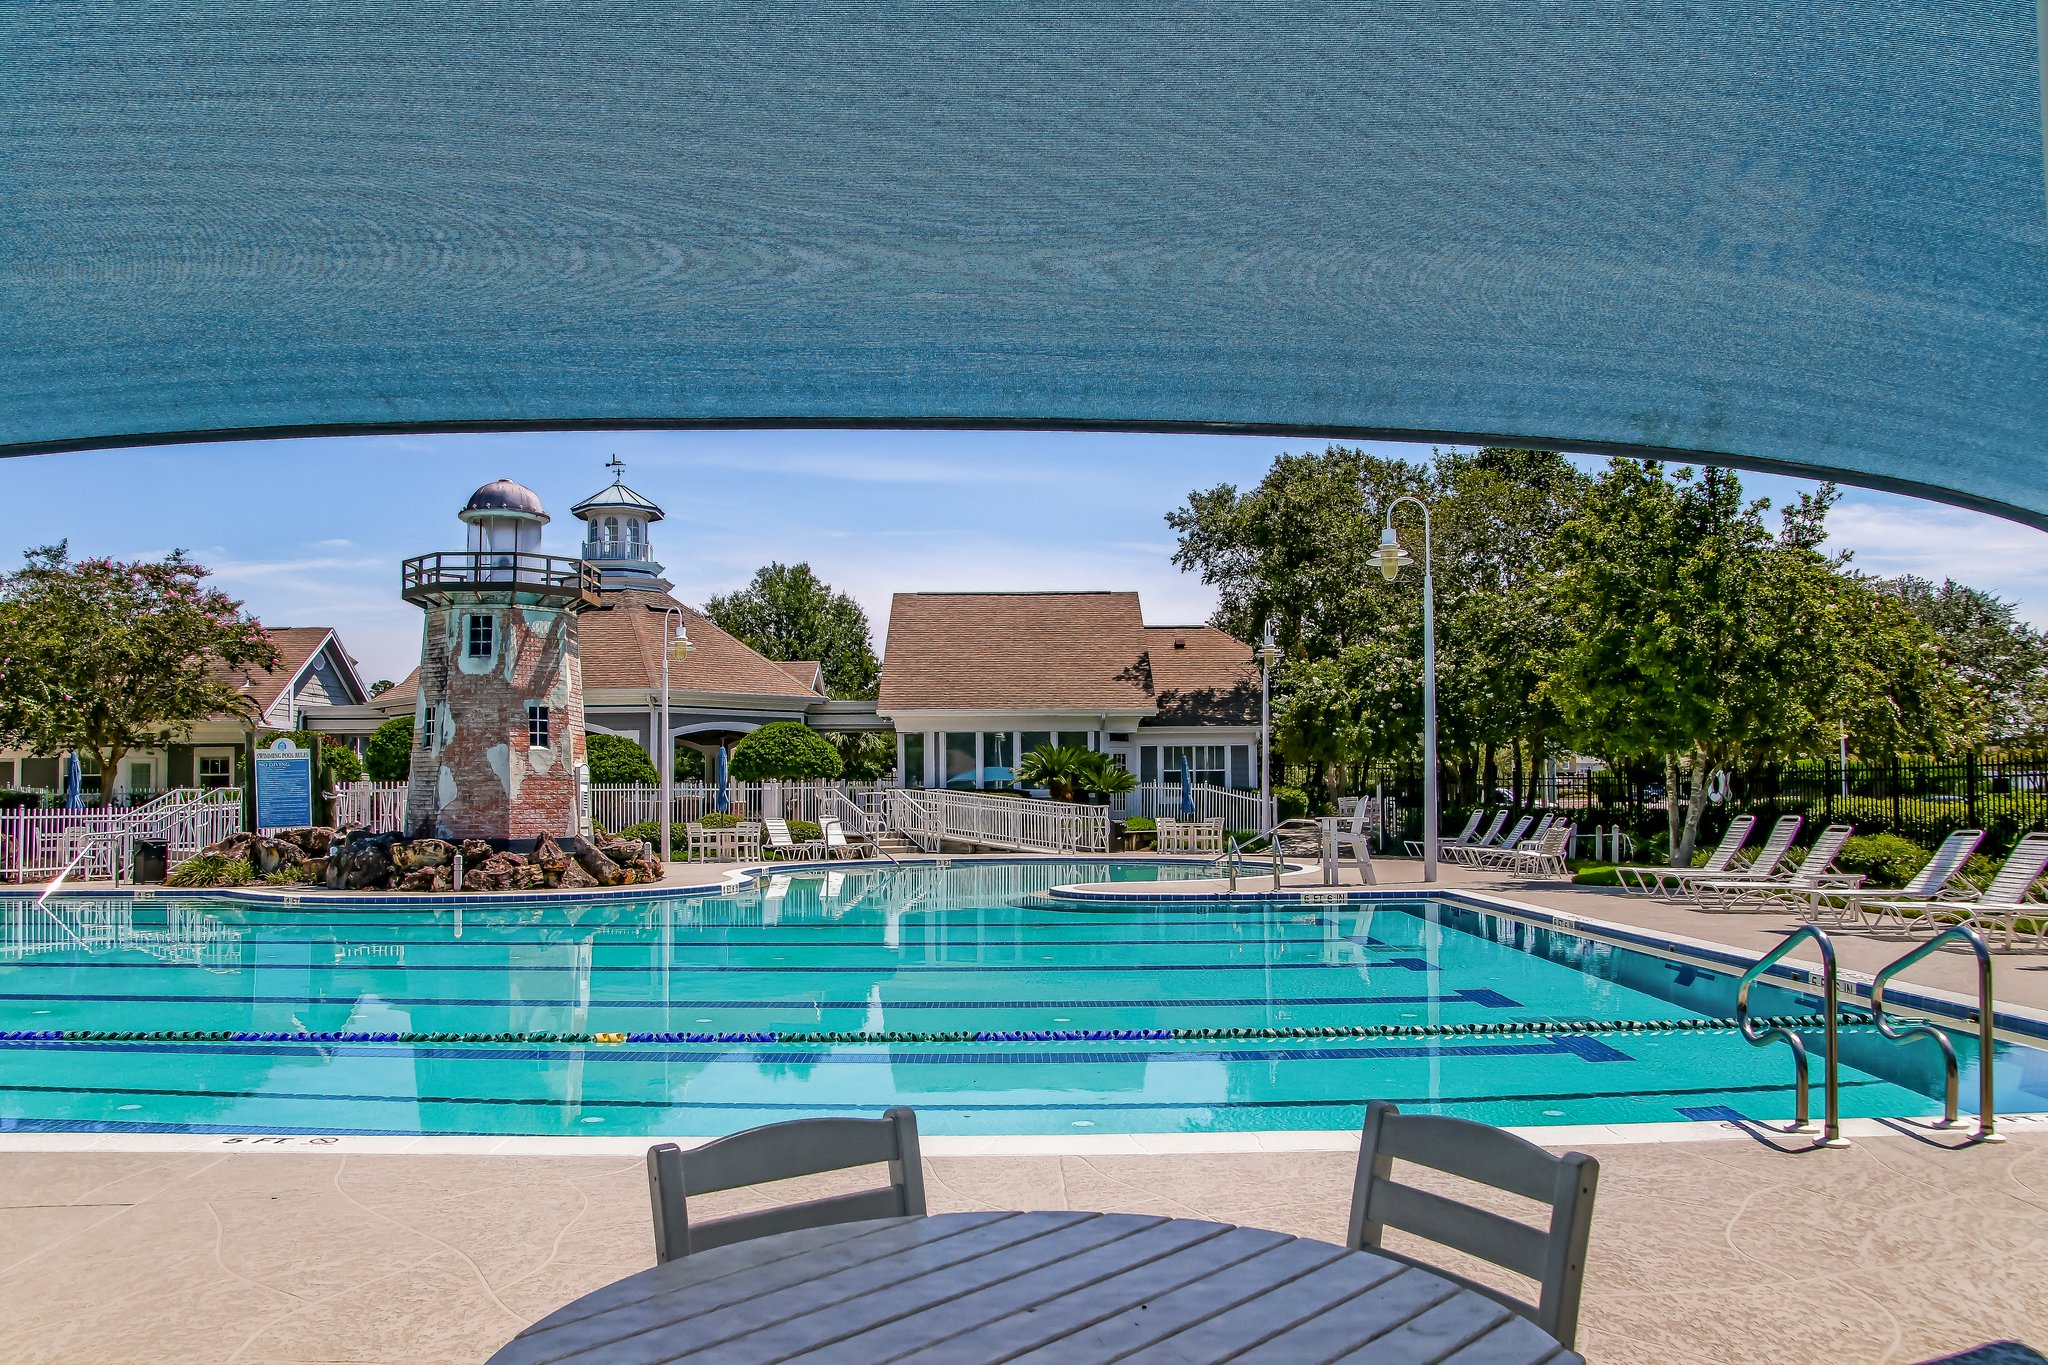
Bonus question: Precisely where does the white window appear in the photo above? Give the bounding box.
[126,761,151,794]
[467,614,494,658]
[527,704,550,749]
[1162,744,1227,787]
[420,704,437,749]
[626,517,643,553]
[603,516,619,550]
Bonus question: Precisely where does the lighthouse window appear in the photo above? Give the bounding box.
[527,703,550,749]
[419,704,437,749]
[603,517,619,549]
[467,614,494,658]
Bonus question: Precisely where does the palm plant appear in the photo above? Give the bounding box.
[1074,750,1138,800]
[1015,744,1090,801]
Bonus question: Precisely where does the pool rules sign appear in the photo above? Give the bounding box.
[254,737,313,828]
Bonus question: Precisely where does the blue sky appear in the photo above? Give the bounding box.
[1,429,2043,686]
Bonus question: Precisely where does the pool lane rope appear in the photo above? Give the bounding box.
[0,1012,1873,1046]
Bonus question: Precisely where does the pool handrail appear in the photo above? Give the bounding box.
[1869,926,2002,1143]
[1734,924,1848,1147]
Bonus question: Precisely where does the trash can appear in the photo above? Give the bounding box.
[133,839,169,883]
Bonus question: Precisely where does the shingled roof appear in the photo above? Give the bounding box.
[1144,625,1259,726]
[578,589,823,699]
[877,593,1251,718]
[210,626,357,719]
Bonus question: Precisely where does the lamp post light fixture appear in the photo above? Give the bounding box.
[1377,498,1438,883]
[1257,619,1279,831]
[657,609,691,866]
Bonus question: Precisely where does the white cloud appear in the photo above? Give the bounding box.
[314,537,355,548]
[1825,501,2048,625]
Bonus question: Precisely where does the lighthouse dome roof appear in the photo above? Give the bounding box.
[459,478,549,523]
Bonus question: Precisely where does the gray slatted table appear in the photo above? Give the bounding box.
[490,1211,1584,1364]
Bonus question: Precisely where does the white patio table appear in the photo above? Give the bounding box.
[489,1210,1583,1364]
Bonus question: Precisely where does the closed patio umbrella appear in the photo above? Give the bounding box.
[64,753,83,810]
[715,745,730,814]
[1179,755,1195,820]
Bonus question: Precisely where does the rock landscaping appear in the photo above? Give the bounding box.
[189,828,665,893]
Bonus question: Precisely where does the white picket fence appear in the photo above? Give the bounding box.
[0,789,244,883]
[882,788,1110,854]
[1112,781,1270,832]
[332,781,409,832]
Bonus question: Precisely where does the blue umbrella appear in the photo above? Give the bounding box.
[1178,755,1195,820]
[64,753,83,809]
[715,745,730,814]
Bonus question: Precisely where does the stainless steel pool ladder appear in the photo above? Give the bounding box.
[1735,925,1850,1147]
[1212,830,1286,892]
[1869,926,2002,1143]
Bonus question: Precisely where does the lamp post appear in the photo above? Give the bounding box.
[1257,619,1278,830]
[657,610,691,865]
[1375,497,1438,883]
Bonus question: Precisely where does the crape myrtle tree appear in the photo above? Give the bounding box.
[703,563,880,700]
[0,544,278,797]
[1542,464,1965,864]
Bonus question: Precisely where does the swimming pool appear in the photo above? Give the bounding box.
[3,859,2044,1136]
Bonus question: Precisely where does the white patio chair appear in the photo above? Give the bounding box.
[1348,1100,1600,1350]
[1882,831,2048,948]
[647,1107,926,1262]
[1691,824,1859,908]
[1613,814,1755,896]
[1409,809,1485,861]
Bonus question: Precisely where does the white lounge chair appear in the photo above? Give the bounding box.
[1490,821,1575,878]
[1691,824,1858,908]
[1640,814,1803,900]
[1475,814,1556,869]
[1407,809,1484,861]
[1798,828,1983,926]
[820,817,878,860]
[1613,814,1756,896]
[1882,831,2048,948]
[1449,818,1531,871]
[763,818,825,862]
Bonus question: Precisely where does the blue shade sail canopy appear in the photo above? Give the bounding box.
[2,4,2044,523]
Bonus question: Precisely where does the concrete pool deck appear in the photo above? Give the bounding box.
[2,1131,2045,1364]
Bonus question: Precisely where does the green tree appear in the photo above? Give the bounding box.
[263,728,365,784]
[364,716,414,781]
[1877,576,2048,744]
[586,731,659,784]
[368,679,395,696]
[1541,464,1959,862]
[673,746,706,782]
[728,721,843,780]
[827,731,898,782]
[0,544,279,796]
[703,563,880,699]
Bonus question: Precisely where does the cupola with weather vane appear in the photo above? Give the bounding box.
[570,455,671,591]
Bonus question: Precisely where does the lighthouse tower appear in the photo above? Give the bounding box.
[400,479,599,845]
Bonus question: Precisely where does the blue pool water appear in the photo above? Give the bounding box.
[3,860,2045,1136]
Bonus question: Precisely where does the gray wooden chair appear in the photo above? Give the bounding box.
[1347,1100,1600,1349]
[646,1108,926,1263]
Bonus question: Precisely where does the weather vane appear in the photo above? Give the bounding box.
[605,453,626,480]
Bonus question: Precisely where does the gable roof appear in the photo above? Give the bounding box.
[211,626,365,719]
[1143,626,1258,726]
[773,660,827,696]
[577,589,823,699]
[879,592,1162,713]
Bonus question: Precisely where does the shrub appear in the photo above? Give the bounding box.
[1124,817,1157,831]
[167,855,254,887]
[364,716,414,781]
[261,865,322,886]
[262,729,366,785]
[1016,745,1089,796]
[700,812,741,828]
[788,819,822,842]
[619,821,694,858]
[1571,863,1622,886]
[673,747,705,781]
[729,722,843,780]
[1836,833,1931,889]
[586,732,659,785]
[0,789,41,813]
[1273,786,1309,821]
